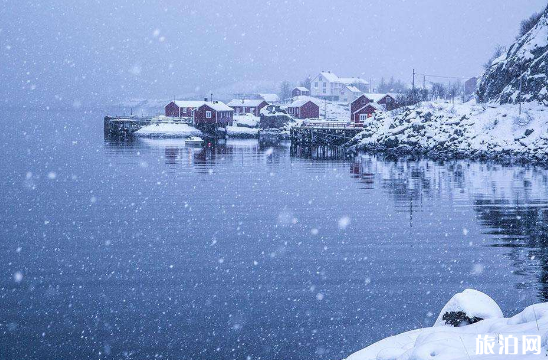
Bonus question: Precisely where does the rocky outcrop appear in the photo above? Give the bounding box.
[477,5,548,105]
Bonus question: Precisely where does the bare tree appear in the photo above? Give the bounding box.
[517,12,542,38]
[299,76,312,91]
[279,81,292,102]
[483,45,506,69]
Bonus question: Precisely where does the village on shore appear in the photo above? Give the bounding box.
[121,69,479,141]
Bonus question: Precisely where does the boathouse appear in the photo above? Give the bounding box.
[286,98,320,119]
[227,99,268,116]
[165,100,206,118]
[292,87,310,97]
[193,101,234,126]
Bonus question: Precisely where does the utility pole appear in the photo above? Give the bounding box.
[423,75,426,89]
[210,93,213,103]
[412,69,416,104]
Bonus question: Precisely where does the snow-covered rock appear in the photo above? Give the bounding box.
[135,123,201,138]
[345,289,548,360]
[434,289,503,327]
[226,125,259,138]
[477,4,548,105]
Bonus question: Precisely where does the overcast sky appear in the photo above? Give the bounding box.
[1,0,546,106]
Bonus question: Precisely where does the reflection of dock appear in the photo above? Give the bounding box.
[103,116,153,136]
[290,122,362,146]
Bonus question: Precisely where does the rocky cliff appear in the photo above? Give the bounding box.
[477,5,548,105]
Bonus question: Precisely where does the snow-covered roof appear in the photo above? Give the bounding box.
[259,93,279,102]
[346,85,362,93]
[201,101,234,111]
[320,71,339,82]
[339,77,369,85]
[294,87,309,92]
[353,102,384,113]
[227,99,266,107]
[288,96,321,108]
[171,100,206,108]
[363,93,389,102]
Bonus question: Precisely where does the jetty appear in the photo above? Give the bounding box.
[290,121,363,146]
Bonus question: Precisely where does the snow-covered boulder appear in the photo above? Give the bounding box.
[434,289,503,327]
[344,290,548,360]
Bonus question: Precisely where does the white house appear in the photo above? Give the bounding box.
[310,71,369,101]
[339,85,362,103]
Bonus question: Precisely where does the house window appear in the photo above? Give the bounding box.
[249,108,254,112]
[323,89,326,94]
[206,111,212,118]
[359,114,367,121]
[323,82,326,87]
[314,82,318,87]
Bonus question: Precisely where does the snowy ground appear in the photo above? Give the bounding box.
[345,289,547,360]
[318,100,350,121]
[233,114,260,128]
[135,123,202,138]
[347,100,548,163]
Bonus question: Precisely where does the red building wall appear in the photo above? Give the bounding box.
[377,95,397,111]
[194,105,233,126]
[231,101,268,116]
[288,101,319,119]
[352,105,377,123]
[165,102,198,117]
[350,95,372,114]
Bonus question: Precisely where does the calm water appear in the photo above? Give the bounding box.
[1,110,548,360]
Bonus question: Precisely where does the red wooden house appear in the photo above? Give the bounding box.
[376,94,398,111]
[193,101,234,126]
[227,99,268,116]
[291,87,310,98]
[351,102,383,123]
[286,98,320,119]
[165,100,207,118]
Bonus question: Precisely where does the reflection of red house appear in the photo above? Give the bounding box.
[165,101,206,117]
[193,102,234,126]
[286,98,320,119]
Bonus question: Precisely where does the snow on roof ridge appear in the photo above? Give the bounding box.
[227,99,265,106]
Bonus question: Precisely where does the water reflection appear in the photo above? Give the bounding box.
[351,154,548,301]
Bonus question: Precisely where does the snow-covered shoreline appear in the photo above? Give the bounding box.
[345,289,547,360]
[135,123,202,138]
[346,100,548,164]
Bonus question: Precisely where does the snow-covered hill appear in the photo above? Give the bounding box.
[477,5,548,105]
[347,100,548,163]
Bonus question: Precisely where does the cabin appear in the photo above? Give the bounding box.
[292,87,310,97]
[350,93,398,116]
[193,101,234,126]
[227,99,268,116]
[165,100,206,118]
[351,102,383,123]
[286,98,320,119]
[375,94,398,111]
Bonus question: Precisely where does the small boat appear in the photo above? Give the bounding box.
[185,136,204,145]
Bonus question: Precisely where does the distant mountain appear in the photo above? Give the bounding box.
[477,5,548,105]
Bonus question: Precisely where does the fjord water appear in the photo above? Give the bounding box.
[1,110,548,360]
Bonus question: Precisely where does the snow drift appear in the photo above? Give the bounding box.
[345,289,547,360]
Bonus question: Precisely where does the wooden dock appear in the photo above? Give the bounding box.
[290,121,363,146]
